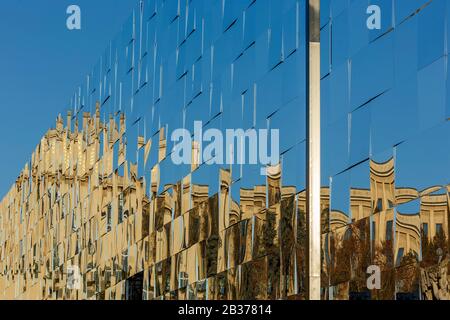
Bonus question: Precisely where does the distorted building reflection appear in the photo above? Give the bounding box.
[0,110,448,300]
[0,0,449,302]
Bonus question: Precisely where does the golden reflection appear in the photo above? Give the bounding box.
[0,111,448,300]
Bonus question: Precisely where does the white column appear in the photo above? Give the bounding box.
[306,0,321,301]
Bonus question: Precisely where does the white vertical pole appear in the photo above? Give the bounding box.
[306,0,321,301]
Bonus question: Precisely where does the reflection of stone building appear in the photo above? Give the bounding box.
[395,213,421,263]
[321,158,449,300]
[0,110,303,300]
[420,190,448,242]
[350,188,372,223]
[370,159,448,261]
[370,158,395,214]
[0,110,448,300]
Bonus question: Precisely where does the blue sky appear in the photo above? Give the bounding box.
[0,0,137,196]
[0,0,448,200]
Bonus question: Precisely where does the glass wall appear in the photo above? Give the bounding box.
[320,0,450,300]
[0,0,448,300]
[0,0,309,300]
[68,0,310,300]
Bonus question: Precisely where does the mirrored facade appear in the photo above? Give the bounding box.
[320,0,450,300]
[0,0,448,300]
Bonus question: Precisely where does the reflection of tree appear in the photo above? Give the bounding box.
[395,252,420,294]
[239,258,267,300]
[297,210,307,246]
[264,210,280,299]
[371,240,395,300]
[349,220,372,293]
[264,210,277,255]
[419,230,449,300]
[321,208,330,234]
[280,197,295,297]
[296,210,307,298]
[373,240,394,269]
[329,220,371,295]
[421,230,448,268]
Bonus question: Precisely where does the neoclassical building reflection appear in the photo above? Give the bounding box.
[0,111,447,300]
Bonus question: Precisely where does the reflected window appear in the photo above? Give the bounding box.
[386,220,393,241]
[107,204,112,232]
[422,223,428,238]
[374,199,383,213]
[118,192,124,224]
[396,247,404,267]
[436,223,443,235]
[178,271,188,289]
